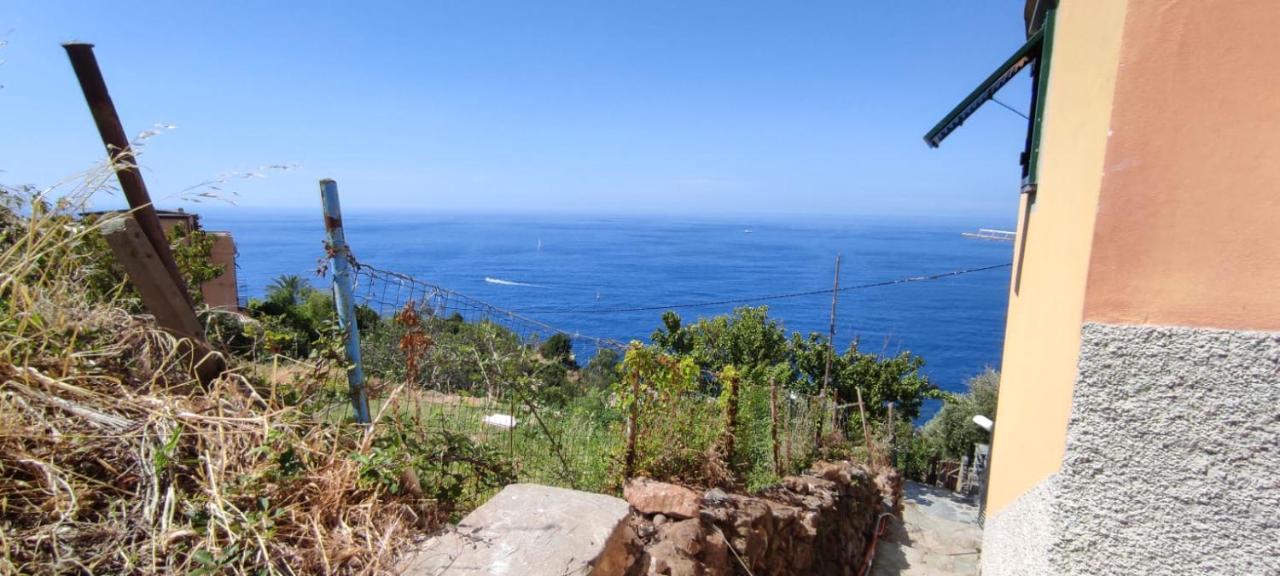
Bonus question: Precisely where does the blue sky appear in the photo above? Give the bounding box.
[1,1,1031,220]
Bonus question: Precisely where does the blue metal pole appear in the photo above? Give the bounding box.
[320,179,371,424]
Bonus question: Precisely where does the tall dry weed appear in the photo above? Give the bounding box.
[0,159,436,575]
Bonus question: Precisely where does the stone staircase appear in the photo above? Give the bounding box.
[871,482,982,576]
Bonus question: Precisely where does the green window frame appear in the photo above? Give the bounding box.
[924,9,1057,193]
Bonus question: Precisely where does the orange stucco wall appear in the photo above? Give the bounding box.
[985,0,1128,515]
[1083,0,1280,329]
[202,233,240,310]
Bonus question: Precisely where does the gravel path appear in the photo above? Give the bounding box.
[871,482,983,576]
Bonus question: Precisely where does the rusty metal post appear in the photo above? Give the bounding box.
[63,43,191,307]
[320,179,370,424]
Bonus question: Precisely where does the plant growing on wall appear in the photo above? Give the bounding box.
[168,222,223,304]
[617,344,722,484]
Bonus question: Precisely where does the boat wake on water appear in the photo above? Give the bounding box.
[484,277,544,288]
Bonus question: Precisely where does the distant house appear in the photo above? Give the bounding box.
[86,208,240,310]
[927,1,1279,574]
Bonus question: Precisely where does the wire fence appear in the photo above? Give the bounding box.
[345,260,844,492]
[351,262,626,361]
[341,257,1010,492]
[348,261,631,490]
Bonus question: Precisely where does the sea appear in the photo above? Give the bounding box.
[200,209,1013,421]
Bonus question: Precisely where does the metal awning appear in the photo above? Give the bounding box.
[923,27,1045,148]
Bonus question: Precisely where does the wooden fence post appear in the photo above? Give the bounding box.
[770,379,781,476]
[784,396,793,471]
[320,179,371,424]
[886,402,896,468]
[624,371,640,479]
[856,387,876,464]
[101,215,224,385]
[721,371,741,465]
[66,43,229,387]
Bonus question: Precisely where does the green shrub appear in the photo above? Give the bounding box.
[921,368,999,461]
[538,332,578,369]
[617,344,724,484]
[231,274,383,360]
[580,347,621,391]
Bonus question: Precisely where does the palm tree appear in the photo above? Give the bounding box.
[266,274,310,307]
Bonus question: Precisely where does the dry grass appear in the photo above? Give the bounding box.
[0,163,439,574]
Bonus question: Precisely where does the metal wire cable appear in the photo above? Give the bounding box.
[349,260,1010,354]
[991,96,1030,120]
[517,262,1012,315]
[351,261,629,351]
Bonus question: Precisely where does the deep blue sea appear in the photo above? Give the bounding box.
[200,209,1012,420]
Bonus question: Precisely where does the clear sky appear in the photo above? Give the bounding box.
[1,1,1032,221]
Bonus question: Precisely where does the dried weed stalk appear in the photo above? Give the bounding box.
[0,160,436,575]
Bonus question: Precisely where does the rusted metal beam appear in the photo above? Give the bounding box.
[63,42,193,308]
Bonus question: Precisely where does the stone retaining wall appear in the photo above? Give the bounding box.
[627,461,893,576]
[404,461,894,576]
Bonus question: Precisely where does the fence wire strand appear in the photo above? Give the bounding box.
[351,262,626,359]
[347,260,637,490]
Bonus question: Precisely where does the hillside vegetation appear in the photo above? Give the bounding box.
[0,174,498,575]
[1,166,978,574]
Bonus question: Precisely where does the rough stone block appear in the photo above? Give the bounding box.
[625,478,702,519]
[401,484,633,576]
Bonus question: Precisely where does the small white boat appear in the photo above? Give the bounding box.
[962,228,1015,241]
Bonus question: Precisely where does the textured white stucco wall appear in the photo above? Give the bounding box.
[982,323,1280,575]
[980,477,1055,576]
[1055,323,1280,575]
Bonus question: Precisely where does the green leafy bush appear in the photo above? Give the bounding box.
[922,368,999,461]
[538,332,578,369]
[617,344,724,484]
[230,274,380,359]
